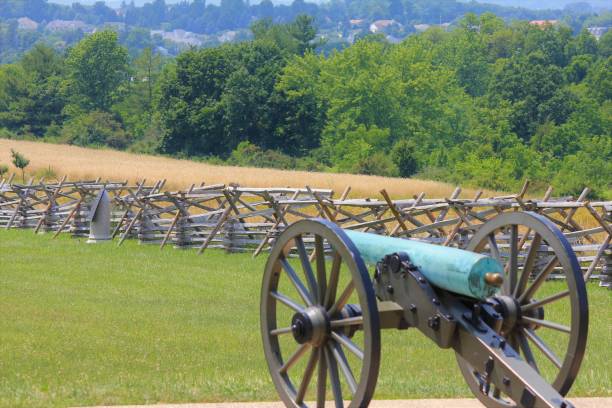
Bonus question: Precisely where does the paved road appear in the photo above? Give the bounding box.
[86,398,612,408]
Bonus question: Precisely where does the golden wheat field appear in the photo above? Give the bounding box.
[0,138,501,198]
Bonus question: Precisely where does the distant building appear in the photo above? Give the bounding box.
[587,27,609,40]
[369,19,401,33]
[349,19,366,28]
[156,46,170,56]
[218,30,237,43]
[46,20,89,32]
[414,24,430,32]
[100,22,126,32]
[17,17,38,31]
[151,29,203,46]
[529,20,558,28]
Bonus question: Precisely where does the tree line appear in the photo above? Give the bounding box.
[2,0,599,34]
[0,14,610,198]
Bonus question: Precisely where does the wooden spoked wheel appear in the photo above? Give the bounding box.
[261,219,380,408]
[456,212,588,407]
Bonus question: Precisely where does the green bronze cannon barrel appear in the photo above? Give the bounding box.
[343,230,503,299]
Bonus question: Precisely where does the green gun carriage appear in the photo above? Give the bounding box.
[260,212,588,408]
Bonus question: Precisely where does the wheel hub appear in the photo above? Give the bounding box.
[291,306,330,346]
[491,295,521,334]
[491,295,545,334]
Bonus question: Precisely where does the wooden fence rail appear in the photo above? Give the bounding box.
[1,176,610,287]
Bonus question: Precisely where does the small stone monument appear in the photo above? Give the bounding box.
[87,189,111,243]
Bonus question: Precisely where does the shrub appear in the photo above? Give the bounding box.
[352,151,398,177]
[229,141,296,169]
[33,165,58,180]
[60,111,129,149]
[391,139,418,177]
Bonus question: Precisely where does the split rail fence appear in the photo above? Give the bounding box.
[1,175,610,287]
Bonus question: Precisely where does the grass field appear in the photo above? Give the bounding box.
[0,229,610,407]
[0,139,497,198]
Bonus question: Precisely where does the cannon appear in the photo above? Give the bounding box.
[260,212,588,407]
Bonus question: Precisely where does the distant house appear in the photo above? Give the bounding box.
[349,19,366,28]
[17,17,38,31]
[100,22,126,32]
[587,27,609,40]
[218,30,238,43]
[529,20,558,28]
[151,29,203,46]
[46,20,89,32]
[414,24,430,32]
[369,19,401,33]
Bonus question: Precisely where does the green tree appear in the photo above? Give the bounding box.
[553,136,612,199]
[0,164,8,179]
[586,56,612,103]
[273,52,326,155]
[567,28,598,58]
[114,47,164,139]
[599,30,612,58]
[66,30,129,111]
[157,40,285,156]
[251,15,320,56]
[289,14,318,55]
[489,52,565,140]
[0,45,66,136]
[10,149,29,182]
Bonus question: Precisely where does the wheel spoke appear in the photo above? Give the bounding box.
[331,341,358,395]
[330,316,363,328]
[514,233,542,298]
[280,343,310,374]
[521,290,569,312]
[331,331,364,360]
[328,282,355,316]
[271,291,304,313]
[487,233,501,263]
[523,328,562,369]
[518,256,559,304]
[518,332,539,373]
[506,225,518,295]
[296,347,319,404]
[508,332,519,355]
[315,235,327,304]
[295,236,319,300]
[280,258,314,307]
[325,345,344,408]
[270,326,292,336]
[521,317,571,333]
[316,347,327,408]
[324,251,342,309]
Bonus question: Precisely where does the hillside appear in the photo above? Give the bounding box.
[0,139,495,198]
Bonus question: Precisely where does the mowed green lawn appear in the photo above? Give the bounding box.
[0,229,610,407]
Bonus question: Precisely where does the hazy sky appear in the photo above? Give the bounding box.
[46,0,611,10]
